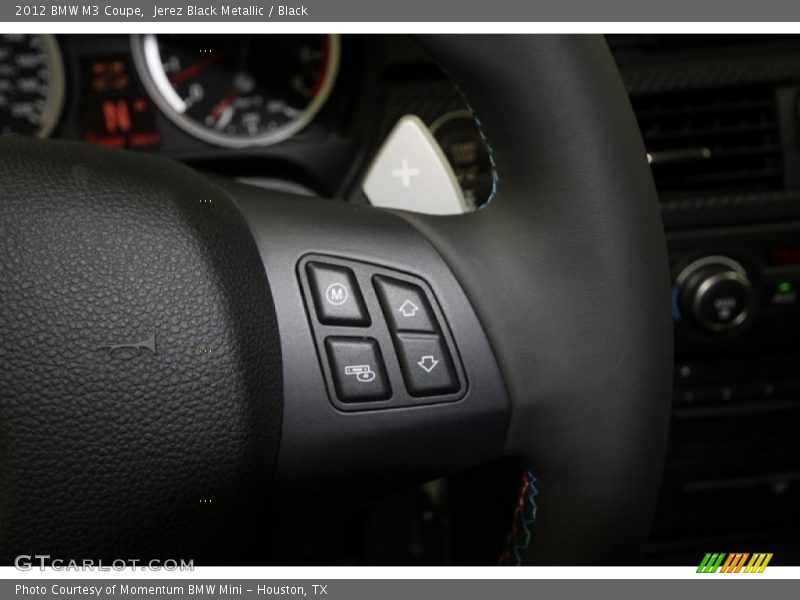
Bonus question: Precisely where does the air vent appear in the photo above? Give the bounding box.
[632,87,782,197]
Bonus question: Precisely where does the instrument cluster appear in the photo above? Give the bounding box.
[0,34,339,150]
[0,34,493,207]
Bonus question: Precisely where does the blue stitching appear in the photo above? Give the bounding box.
[469,111,499,210]
[433,65,499,210]
[512,472,539,566]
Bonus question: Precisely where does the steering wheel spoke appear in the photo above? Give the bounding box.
[224,180,510,500]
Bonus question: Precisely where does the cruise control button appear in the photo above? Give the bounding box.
[325,337,391,402]
[373,275,437,333]
[394,334,458,397]
[306,262,370,326]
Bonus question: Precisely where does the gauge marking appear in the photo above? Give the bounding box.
[0,34,65,138]
[131,34,340,148]
[141,34,187,114]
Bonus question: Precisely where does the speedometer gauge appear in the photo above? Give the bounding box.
[0,34,65,137]
[131,34,339,148]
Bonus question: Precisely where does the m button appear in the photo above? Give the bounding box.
[306,262,370,326]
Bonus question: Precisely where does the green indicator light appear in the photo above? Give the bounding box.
[778,282,793,294]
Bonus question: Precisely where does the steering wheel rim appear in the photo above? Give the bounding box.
[406,35,673,564]
[0,34,671,566]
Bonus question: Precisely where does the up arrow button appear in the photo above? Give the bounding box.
[374,276,437,333]
[398,299,420,318]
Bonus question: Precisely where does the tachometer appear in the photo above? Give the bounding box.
[0,34,65,137]
[131,34,339,148]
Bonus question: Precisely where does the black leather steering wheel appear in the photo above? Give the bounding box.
[0,35,672,565]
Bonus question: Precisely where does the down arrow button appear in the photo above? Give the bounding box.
[395,334,458,397]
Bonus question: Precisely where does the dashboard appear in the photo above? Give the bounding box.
[610,34,800,566]
[2,33,798,565]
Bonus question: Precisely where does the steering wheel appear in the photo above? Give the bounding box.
[0,35,672,566]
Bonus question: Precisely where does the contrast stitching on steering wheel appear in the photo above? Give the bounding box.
[430,61,499,209]
[467,110,499,209]
[498,470,538,566]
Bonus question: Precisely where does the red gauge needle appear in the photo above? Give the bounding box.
[310,36,330,98]
[209,88,238,122]
[170,51,228,86]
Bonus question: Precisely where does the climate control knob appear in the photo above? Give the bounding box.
[676,257,755,334]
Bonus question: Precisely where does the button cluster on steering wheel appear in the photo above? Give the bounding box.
[298,255,466,411]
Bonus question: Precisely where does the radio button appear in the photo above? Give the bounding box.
[676,257,755,334]
[695,272,753,330]
[765,279,799,307]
